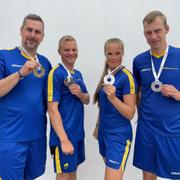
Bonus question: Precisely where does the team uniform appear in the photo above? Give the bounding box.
[0,47,52,180]
[133,46,180,179]
[47,64,88,173]
[98,67,136,171]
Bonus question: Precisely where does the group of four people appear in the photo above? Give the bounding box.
[0,10,179,180]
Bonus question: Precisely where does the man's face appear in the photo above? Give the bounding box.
[59,40,78,67]
[144,17,169,52]
[21,19,44,52]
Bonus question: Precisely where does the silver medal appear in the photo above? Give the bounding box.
[150,46,169,93]
[151,80,163,92]
[64,76,74,87]
[103,74,115,85]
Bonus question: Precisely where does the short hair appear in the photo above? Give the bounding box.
[143,10,167,26]
[104,38,124,54]
[21,14,44,30]
[58,35,77,51]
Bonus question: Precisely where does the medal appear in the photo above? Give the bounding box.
[150,46,169,92]
[103,65,123,85]
[19,46,45,78]
[64,76,74,87]
[103,71,115,85]
[62,64,74,87]
[151,80,163,92]
[33,66,45,78]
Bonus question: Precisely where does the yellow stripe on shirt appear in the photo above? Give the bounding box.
[48,64,60,101]
[122,68,135,94]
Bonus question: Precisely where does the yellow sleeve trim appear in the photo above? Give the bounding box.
[121,140,131,172]
[122,68,135,94]
[48,64,60,102]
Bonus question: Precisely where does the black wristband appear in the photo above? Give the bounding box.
[18,70,24,80]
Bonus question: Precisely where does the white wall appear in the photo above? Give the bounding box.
[1,0,180,179]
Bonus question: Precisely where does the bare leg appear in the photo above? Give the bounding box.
[105,166,123,180]
[56,172,76,180]
[143,171,157,180]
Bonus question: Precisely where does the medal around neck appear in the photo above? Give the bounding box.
[103,73,115,85]
[64,76,74,87]
[151,80,163,92]
[19,46,45,78]
[33,66,45,78]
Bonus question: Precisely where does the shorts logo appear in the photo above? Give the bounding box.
[108,159,120,164]
[64,163,69,169]
[171,171,180,175]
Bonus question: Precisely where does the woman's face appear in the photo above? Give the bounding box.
[105,42,124,69]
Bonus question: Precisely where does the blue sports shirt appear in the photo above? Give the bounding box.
[133,46,180,136]
[47,64,88,146]
[98,67,136,139]
[0,47,52,142]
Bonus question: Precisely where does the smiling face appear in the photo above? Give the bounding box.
[20,19,44,55]
[144,16,169,53]
[105,42,124,70]
[59,40,78,68]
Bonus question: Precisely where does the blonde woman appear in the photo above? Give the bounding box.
[93,38,136,180]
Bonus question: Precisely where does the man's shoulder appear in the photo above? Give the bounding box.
[134,50,149,61]
[0,47,18,55]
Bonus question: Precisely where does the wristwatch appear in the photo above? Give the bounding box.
[18,70,24,80]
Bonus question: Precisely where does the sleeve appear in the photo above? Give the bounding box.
[0,53,6,79]
[77,71,88,93]
[47,68,63,102]
[133,58,141,87]
[121,69,137,95]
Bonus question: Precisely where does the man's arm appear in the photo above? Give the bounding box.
[0,60,39,97]
[161,84,180,101]
[48,101,74,155]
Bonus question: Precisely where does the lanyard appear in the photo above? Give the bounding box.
[107,64,122,76]
[19,46,39,63]
[150,46,169,82]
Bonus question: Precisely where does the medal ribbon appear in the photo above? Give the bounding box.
[107,64,123,76]
[19,46,40,65]
[150,46,169,82]
[62,64,73,79]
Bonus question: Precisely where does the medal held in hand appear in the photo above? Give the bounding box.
[103,70,115,85]
[103,65,123,85]
[64,76,74,87]
[19,46,45,78]
[151,80,163,92]
[150,46,169,92]
[63,64,74,87]
[33,66,45,78]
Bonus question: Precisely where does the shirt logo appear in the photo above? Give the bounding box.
[12,64,23,68]
[64,163,69,169]
[141,68,151,72]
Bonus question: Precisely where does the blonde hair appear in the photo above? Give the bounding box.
[143,10,167,27]
[93,38,124,104]
[58,35,77,51]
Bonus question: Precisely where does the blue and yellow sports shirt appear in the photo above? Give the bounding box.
[98,67,136,139]
[133,45,180,136]
[47,64,88,146]
[0,47,52,142]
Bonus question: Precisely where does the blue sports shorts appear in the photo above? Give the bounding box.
[133,124,180,179]
[0,137,46,180]
[50,139,85,173]
[98,131,131,171]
